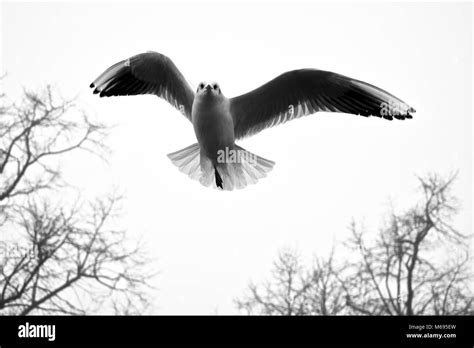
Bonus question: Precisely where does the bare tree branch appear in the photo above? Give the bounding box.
[235,248,346,315]
[344,173,472,316]
[0,85,107,204]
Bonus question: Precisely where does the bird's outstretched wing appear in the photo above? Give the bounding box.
[230,69,416,139]
[90,51,195,121]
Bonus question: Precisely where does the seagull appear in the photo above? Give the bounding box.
[90,51,415,191]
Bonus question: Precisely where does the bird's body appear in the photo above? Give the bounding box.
[192,85,234,162]
[90,51,416,190]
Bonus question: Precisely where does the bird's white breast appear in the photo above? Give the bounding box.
[192,96,235,160]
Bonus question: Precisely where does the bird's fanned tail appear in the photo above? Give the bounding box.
[167,144,275,190]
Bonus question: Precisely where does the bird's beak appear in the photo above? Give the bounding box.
[205,85,212,92]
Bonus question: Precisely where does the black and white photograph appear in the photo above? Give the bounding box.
[0,0,472,346]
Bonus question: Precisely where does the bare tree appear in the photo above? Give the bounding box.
[235,248,345,315]
[0,84,154,314]
[344,174,473,315]
[0,194,153,315]
[236,174,473,316]
[0,85,105,206]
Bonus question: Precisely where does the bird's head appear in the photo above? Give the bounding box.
[196,81,222,99]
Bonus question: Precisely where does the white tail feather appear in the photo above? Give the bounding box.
[167,144,275,190]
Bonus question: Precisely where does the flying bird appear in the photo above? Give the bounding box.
[90,51,415,190]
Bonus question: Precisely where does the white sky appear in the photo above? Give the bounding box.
[1,1,472,314]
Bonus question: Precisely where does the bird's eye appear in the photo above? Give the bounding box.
[199,83,204,89]
[213,84,218,90]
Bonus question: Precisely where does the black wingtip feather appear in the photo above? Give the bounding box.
[90,83,95,88]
